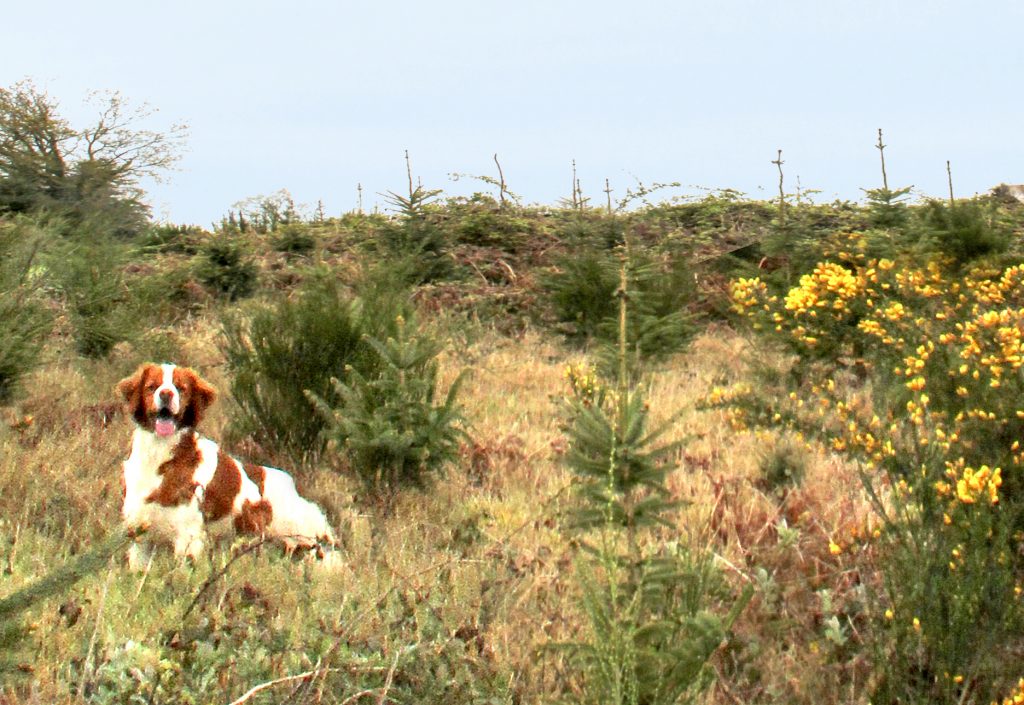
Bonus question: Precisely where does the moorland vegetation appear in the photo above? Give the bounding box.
[2,82,1024,704]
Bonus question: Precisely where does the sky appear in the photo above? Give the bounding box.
[3,0,1022,226]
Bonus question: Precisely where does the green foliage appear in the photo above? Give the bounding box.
[0,219,52,401]
[49,233,134,358]
[563,387,681,537]
[545,248,618,340]
[757,435,808,495]
[380,185,451,284]
[544,245,697,365]
[864,186,913,229]
[919,198,1011,267]
[194,237,258,300]
[555,256,752,704]
[272,222,316,256]
[138,222,204,254]
[223,271,410,459]
[444,193,534,248]
[308,314,466,495]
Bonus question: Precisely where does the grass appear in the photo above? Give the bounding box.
[6,192,1019,702]
[0,303,877,703]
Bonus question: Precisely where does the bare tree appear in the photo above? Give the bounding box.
[0,79,187,231]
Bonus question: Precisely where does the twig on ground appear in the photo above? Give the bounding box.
[181,536,272,620]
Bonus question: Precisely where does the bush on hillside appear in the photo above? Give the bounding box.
[0,219,52,401]
[222,271,410,460]
[272,223,316,257]
[724,253,1024,703]
[378,186,451,284]
[195,238,258,300]
[918,199,1011,267]
[308,314,466,495]
[50,234,134,358]
[544,246,697,364]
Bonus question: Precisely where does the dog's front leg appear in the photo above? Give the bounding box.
[172,504,206,562]
[127,540,154,571]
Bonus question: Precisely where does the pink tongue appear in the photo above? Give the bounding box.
[155,418,177,437]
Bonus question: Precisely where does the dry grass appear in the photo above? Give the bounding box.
[0,309,877,704]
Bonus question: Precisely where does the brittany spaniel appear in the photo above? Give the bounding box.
[117,363,335,569]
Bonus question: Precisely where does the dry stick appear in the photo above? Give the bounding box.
[771,149,785,226]
[604,178,613,215]
[876,128,889,190]
[224,668,343,705]
[493,153,507,209]
[6,522,20,575]
[404,149,414,198]
[947,160,955,207]
[570,159,578,210]
[375,648,403,705]
[127,550,155,614]
[181,536,273,620]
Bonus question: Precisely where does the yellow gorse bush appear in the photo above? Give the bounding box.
[719,242,1024,701]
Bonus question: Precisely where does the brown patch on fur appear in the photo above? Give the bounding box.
[146,434,201,507]
[243,464,267,495]
[234,499,273,534]
[173,367,216,430]
[201,451,243,521]
[117,364,164,429]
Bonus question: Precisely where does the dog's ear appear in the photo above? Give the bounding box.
[180,368,217,429]
[116,365,149,425]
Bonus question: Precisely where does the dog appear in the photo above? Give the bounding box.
[116,362,335,569]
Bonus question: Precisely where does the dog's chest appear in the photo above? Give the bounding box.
[121,430,221,538]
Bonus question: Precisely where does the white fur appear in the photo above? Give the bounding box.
[261,466,336,550]
[122,426,335,568]
[154,363,180,413]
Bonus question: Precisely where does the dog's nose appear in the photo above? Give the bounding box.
[159,389,174,403]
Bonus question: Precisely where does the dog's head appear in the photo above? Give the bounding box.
[116,363,217,437]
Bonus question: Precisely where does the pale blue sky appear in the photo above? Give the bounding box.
[3,0,1021,225]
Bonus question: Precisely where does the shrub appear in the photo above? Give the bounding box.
[552,261,752,704]
[307,314,466,495]
[757,435,808,495]
[50,234,134,358]
[0,219,52,401]
[544,246,697,365]
[195,238,258,300]
[918,198,1010,267]
[724,254,1024,703]
[272,222,316,256]
[379,186,451,284]
[138,222,204,254]
[223,272,409,460]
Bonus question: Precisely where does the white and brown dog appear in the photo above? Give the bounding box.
[116,363,335,569]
